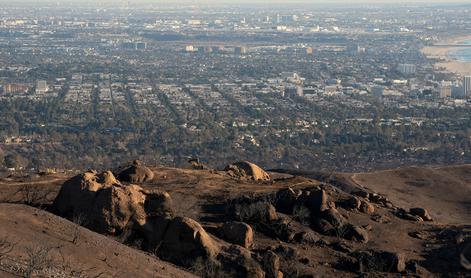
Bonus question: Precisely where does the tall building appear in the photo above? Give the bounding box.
[36,80,48,94]
[234,46,248,55]
[397,64,416,75]
[439,81,452,98]
[464,76,471,98]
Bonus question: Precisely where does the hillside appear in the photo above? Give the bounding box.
[349,165,471,225]
[0,162,469,277]
[0,203,195,278]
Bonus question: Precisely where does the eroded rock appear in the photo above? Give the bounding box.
[220,221,254,249]
[159,217,220,266]
[116,160,155,183]
[263,251,281,278]
[353,250,406,273]
[409,207,432,221]
[225,161,271,181]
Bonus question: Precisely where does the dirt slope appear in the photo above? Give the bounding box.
[350,165,471,225]
[0,164,470,277]
[0,203,196,278]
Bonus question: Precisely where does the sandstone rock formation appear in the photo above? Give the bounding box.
[225,161,271,181]
[220,221,254,249]
[52,170,270,276]
[53,170,221,266]
[274,188,301,214]
[116,160,155,183]
[53,170,147,235]
[263,251,282,278]
[409,207,433,221]
[352,250,406,273]
[159,217,220,266]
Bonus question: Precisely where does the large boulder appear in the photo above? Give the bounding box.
[90,184,146,235]
[295,188,331,217]
[275,188,300,214]
[53,170,170,242]
[53,170,116,219]
[321,208,346,228]
[143,189,174,218]
[409,207,433,221]
[225,161,271,181]
[352,250,406,273]
[305,189,330,214]
[159,217,220,266]
[116,160,155,183]
[359,200,375,215]
[218,245,265,278]
[230,201,278,224]
[343,224,369,243]
[345,196,361,210]
[220,222,254,249]
[263,251,282,278]
[98,170,120,186]
[311,208,347,236]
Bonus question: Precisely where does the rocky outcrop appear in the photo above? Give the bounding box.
[218,245,265,278]
[225,161,271,181]
[220,221,254,249]
[53,171,147,235]
[301,188,331,215]
[409,207,433,221]
[116,160,155,183]
[226,188,372,244]
[229,199,278,224]
[53,170,268,276]
[359,200,375,214]
[352,250,406,273]
[274,188,300,214]
[263,251,282,278]
[159,217,220,266]
[90,184,147,234]
[52,170,106,219]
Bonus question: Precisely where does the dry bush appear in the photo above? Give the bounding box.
[0,237,14,261]
[15,184,53,207]
[24,246,52,278]
[56,250,108,278]
[292,205,311,225]
[190,257,222,278]
[70,213,89,245]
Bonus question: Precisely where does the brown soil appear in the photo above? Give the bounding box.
[0,164,470,277]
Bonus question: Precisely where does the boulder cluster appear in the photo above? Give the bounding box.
[227,186,371,244]
[52,168,268,277]
[51,161,436,277]
[224,185,422,275]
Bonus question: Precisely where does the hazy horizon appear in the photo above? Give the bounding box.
[1,0,471,4]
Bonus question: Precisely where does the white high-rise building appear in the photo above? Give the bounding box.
[464,76,471,98]
[397,64,416,75]
[36,80,48,94]
[439,81,452,98]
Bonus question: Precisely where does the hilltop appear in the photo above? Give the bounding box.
[0,162,469,277]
